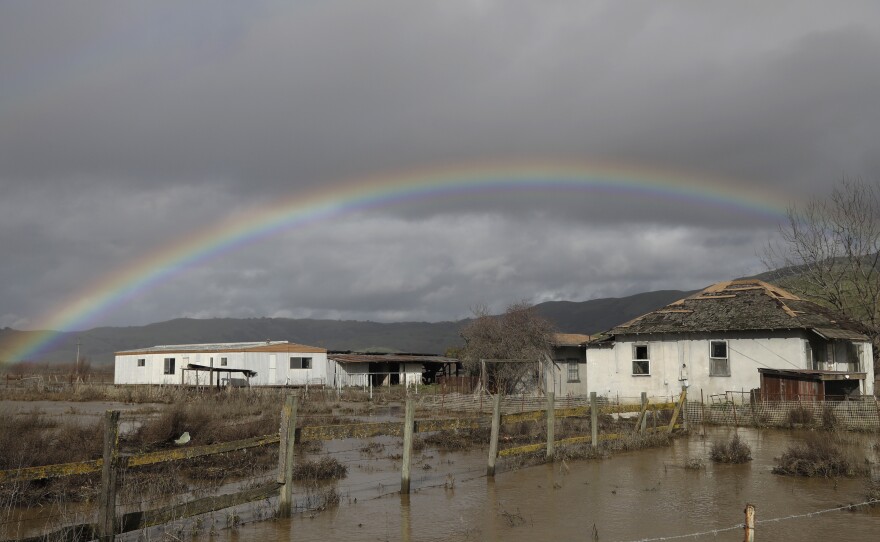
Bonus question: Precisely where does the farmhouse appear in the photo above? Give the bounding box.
[585,280,875,401]
[114,341,328,387]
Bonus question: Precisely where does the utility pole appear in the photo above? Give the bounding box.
[76,338,81,373]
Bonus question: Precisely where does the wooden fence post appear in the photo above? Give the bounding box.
[640,392,648,435]
[546,392,555,459]
[487,394,502,477]
[668,389,686,433]
[681,385,688,431]
[744,503,756,542]
[98,410,121,542]
[277,394,298,518]
[590,392,598,449]
[701,389,707,434]
[401,398,415,494]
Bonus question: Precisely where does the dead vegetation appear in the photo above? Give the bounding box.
[510,432,674,469]
[0,411,103,471]
[772,435,863,477]
[786,404,815,427]
[292,457,347,481]
[710,434,752,464]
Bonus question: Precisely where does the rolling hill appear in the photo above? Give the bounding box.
[0,289,694,366]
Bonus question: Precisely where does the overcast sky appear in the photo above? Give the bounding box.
[2,1,880,331]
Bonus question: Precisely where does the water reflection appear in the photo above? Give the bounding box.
[184,427,880,541]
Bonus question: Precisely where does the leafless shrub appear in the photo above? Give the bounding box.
[821,404,839,430]
[421,428,490,451]
[773,435,862,477]
[710,434,752,463]
[684,457,705,470]
[459,302,555,394]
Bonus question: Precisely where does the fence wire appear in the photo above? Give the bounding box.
[611,500,878,542]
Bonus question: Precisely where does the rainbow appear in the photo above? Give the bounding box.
[1,160,791,363]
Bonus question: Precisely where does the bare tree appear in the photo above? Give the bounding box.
[460,302,555,394]
[765,177,880,368]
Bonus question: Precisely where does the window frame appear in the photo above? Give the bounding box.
[566,359,580,383]
[631,344,650,376]
[137,358,146,367]
[709,340,730,377]
[220,357,228,367]
[290,356,312,370]
[163,357,176,375]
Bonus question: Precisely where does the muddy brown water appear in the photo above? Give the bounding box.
[156,426,878,542]
[5,401,880,541]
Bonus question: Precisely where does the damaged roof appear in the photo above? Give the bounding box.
[602,280,868,340]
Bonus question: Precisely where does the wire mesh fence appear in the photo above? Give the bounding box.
[687,397,880,430]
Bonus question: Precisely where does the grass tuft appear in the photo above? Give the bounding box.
[710,434,752,463]
[772,435,862,477]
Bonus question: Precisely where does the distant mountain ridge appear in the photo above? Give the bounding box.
[0,289,694,366]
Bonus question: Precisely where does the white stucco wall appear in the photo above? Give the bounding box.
[585,331,874,402]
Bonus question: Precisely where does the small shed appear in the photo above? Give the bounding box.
[759,368,865,401]
[329,353,458,388]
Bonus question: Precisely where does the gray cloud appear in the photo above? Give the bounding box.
[1,1,878,330]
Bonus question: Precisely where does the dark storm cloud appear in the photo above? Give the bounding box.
[1,1,879,330]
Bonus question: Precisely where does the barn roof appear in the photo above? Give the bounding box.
[116,340,327,355]
[599,280,868,340]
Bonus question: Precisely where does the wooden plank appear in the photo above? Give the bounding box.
[128,434,281,467]
[0,459,102,484]
[120,482,281,533]
[4,522,95,542]
[502,406,587,424]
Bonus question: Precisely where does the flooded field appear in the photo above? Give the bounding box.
[185,427,880,542]
[3,396,879,541]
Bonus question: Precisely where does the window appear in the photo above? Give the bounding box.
[709,340,730,377]
[137,358,145,367]
[163,358,176,375]
[221,357,228,367]
[290,357,312,369]
[632,344,650,375]
[567,360,580,383]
